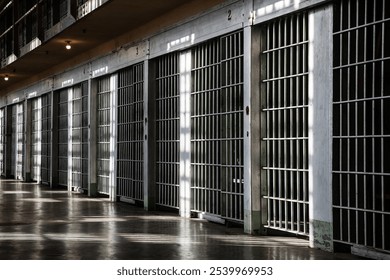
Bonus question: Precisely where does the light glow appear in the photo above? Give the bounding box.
[65,41,72,50]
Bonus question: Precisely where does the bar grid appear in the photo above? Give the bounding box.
[10,105,16,177]
[16,103,24,180]
[71,82,89,191]
[117,63,144,201]
[97,76,111,195]
[0,108,4,176]
[261,13,310,236]
[41,93,51,184]
[155,53,180,208]
[333,0,390,253]
[31,97,42,182]
[220,31,244,221]
[191,31,244,222]
[57,89,69,186]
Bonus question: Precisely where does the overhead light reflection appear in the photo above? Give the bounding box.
[65,41,72,50]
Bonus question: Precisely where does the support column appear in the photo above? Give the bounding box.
[243,26,263,234]
[24,99,32,182]
[179,50,192,218]
[144,58,157,210]
[308,5,334,252]
[88,77,98,197]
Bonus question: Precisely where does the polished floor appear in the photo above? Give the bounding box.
[0,179,362,260]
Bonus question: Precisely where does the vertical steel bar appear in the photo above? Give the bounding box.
[381,0,385,250]
[283,17,288,230]
[296,14,301,232]
[346,0,351,243]
[363,0,368,247]
[372,0,377,248]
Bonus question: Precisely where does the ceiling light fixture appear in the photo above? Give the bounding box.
[4,75,9,81]
[65,41,72,50]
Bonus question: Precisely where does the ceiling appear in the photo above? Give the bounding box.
[0,0,209,95]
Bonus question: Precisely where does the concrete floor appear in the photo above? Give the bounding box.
[0,179,362,260]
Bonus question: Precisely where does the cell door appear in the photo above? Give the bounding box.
[41,93,52,184]
[0,108,5,176]
[10,105,16,177]
[260,13,310,235]
[15,103,24,180]
[71,82,89,191]
[31,97,42,182]
[58,89,69,186]
[155,54,180,208]
[191,31,244,222]
[97,76,111,194]
[117,63,144,201]
[333,0,390,253]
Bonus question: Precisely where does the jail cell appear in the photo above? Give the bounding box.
[97,76,111,194]
[333,0,390,253]
[117,63,144,201]
[155,54,180,208]
[261,13,309,235]
[71,82,89,191]
[191,31,244,222]
[15,103,25,180]
[31,97,42,182]
[10,105,16,177]
[220,32,244,221]
[41,93,51,184]
[57,89,69,186]
[0,108,5,176]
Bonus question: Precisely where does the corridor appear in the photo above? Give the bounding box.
[0,179,361,260]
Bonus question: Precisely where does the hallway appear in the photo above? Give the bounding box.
[0,179,361,260]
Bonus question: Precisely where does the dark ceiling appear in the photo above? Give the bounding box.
[0,0,197,95]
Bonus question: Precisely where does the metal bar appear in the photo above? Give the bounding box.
[97,76,110,194]
[117,63,144,201]
[333,17,390,35]
[262,12,309,236]
[333,57,390,70]
[332,0,390,253]
[0,109,4,176]
[156,53,180,208]
[263,40,310,54]
[381,0,386,250]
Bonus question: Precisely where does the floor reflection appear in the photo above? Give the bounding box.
[0,179,361,260]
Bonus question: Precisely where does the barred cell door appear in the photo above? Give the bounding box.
[15,103,25,180]
[97,76,111,194]
[31,97,42,182]
[117,63,144,202]
[41,93,52,184]
[191,31,244,222]
[10,105,17,177]
[155,54,180,209]
[58,89,69,186]
[333,0,390,254]
[71,82,89,191]
[0,108,5,176]
[261,13,310,235]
